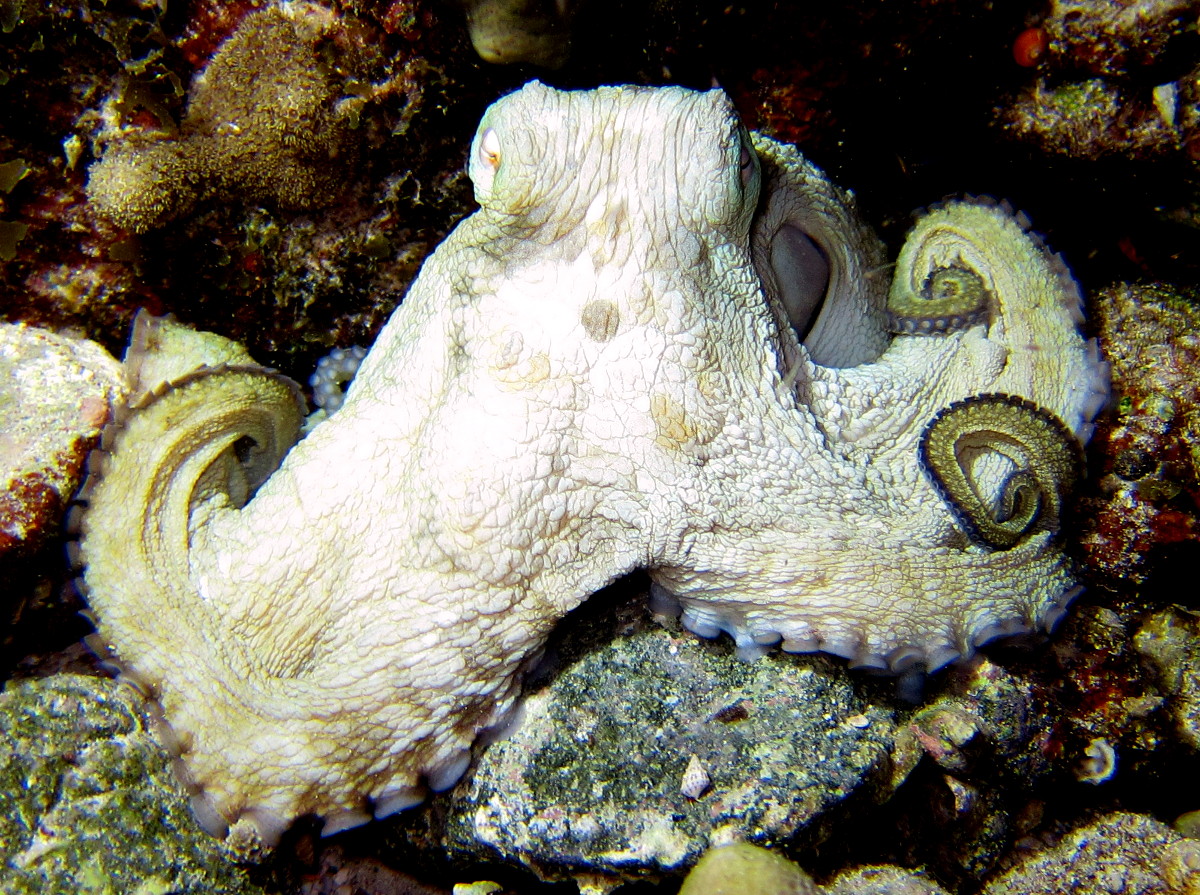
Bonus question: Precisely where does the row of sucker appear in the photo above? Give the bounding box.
[655,579,1076,688]
[887,264,991,334]
[918,393,1084,550]
[310,345,367,414]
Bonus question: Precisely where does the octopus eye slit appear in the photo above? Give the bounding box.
[738,143,755,190]
[734,124,760,195]
[479,127,502,171]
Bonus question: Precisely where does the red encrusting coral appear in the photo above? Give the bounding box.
[176,0,265,69]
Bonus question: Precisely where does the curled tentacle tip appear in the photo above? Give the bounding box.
[888,264,991,335]
[919,393,1083,550]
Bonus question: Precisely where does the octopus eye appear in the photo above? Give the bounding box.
[478,127,502,171]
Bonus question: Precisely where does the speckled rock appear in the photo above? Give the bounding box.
[1042,0,1195,78]
[423,608,895,883]
[1135,606,1200,751]
[998,78,1182,161]
[1078,284,1200,584]
[979,812,1198,895]
[0,323,123,560]
[0,674,264,895]
[823,865,952,895]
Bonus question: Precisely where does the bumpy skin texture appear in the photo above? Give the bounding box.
[77,82,1108,848]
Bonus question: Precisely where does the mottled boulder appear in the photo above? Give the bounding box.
[1135,606,1200,752]
[412,605,896,883]
[0,323,123,561]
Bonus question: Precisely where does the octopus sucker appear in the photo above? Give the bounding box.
[75,82,1107,846]
[918,393,1084,550]
[886,264,991,334]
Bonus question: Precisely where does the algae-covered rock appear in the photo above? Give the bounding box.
[823,865,952,894]
[1078,283,1200,585]
[87,3,365,233]
[0,674,264,895]
[979,812,1196,895]
[1135,606,1200,751]
[419,609,894,881]
[678,842,817,895]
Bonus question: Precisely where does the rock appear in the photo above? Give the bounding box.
[0,323,123,561]
[823,865,952,895]
[883,655,1054,886]
[418,605,895,882]
[1135,606,1200,751]
[996,0,1198,162]
[999,78,1180,161]
[678,842,817,895]
[1043,0,1195,78]
[0,674,263,895]
[86,3,366,233]
[980,812,1197,895]
[452,0,581,67]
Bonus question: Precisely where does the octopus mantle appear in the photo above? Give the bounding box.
[76,82,1108,848]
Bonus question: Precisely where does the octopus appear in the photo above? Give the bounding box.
[74,81,1109,850]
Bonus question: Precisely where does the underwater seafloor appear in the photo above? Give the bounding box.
[2,0,1200,893]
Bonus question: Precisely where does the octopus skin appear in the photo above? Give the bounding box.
[75,81,1109,849]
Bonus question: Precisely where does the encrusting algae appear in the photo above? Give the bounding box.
[86,3,364,233]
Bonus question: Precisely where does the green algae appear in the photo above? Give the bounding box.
[0,674,265,895]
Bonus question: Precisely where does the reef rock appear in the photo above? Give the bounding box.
[0,674,263,895]
[86,3,365,233]
[1135,606,1200,752]
[418,610,893,878]
[0,323,123,563]
[1078,283,1200,584]
[979,812,1199,895]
